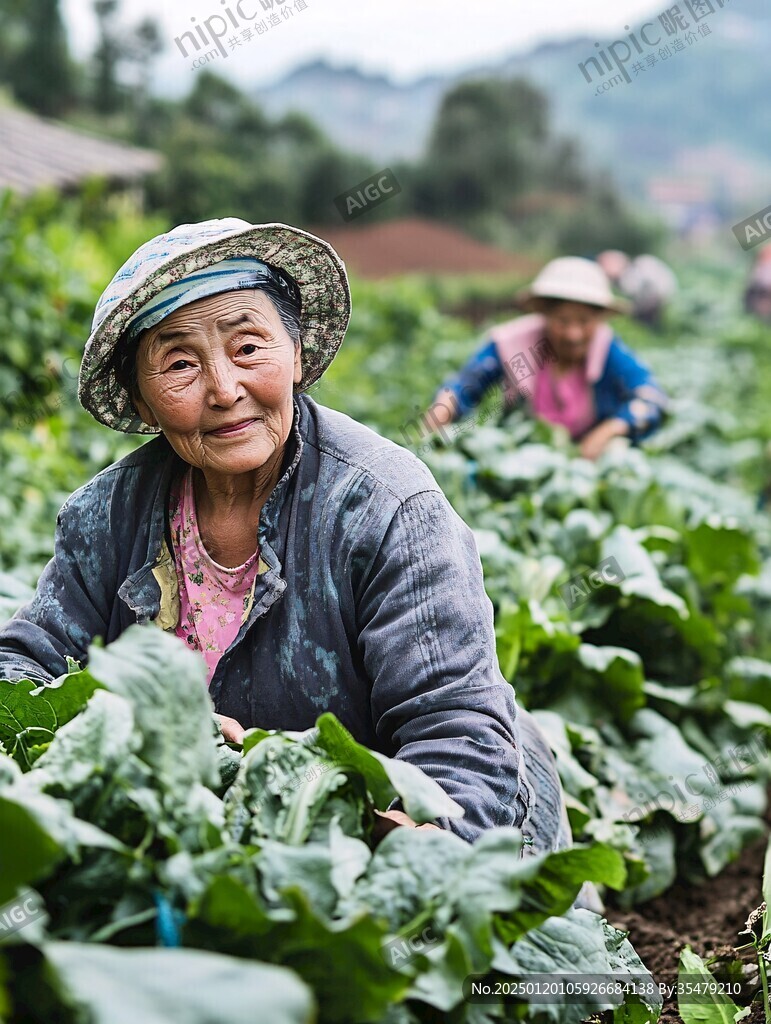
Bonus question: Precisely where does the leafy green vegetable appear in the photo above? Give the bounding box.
[677,947,751,1023]
[0,627,657,1022]
[41,942,316,1024]
[0,672,101,767]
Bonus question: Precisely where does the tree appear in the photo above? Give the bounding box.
[183,71,258,130]
[122,17,164,141]
[92,0,123,114]
[297,148,374,224]
[0,0,73,116]
[417,78,550,220]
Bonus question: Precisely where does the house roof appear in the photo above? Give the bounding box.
[0,103,162,196]
[311,217,538,279]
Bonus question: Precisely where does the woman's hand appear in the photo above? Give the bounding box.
[372,808,442,843]
[214,714,246,745]
[422,389,459,439]
[579,417,629,460]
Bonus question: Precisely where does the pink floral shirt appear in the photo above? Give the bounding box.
[169,468,261,686]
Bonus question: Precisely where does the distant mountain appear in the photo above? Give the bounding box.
[254,59,443,162]
[254,0,771,200]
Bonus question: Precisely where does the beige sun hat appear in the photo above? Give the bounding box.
[78,218,351,434]
[517,257,629,315]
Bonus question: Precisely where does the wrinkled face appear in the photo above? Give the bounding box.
[543,301,605,366]
[133,289,302,477]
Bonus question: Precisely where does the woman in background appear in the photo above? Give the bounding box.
[423,257,667,460]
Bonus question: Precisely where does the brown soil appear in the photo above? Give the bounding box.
[606,828,770,1023]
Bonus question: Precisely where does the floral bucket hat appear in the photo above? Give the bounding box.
[78,218,352,434]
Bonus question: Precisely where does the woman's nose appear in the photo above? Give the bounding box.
[206,362,246,406]
[565,326,587,344]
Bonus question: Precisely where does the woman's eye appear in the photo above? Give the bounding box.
[169,360,193,371]
[241,344,259,355]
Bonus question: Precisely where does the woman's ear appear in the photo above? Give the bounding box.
[293,341,303,386]
[131,387,159,429]
[130,335,159,427]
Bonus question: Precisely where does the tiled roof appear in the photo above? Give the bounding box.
[311,218,538,278]
[0,104,162,196]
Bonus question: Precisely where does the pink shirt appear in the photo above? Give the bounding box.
[531,363,596,439]
[169,468,261,686]
[490,314,612,440]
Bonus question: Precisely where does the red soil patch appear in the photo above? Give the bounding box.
[311,217,538,279]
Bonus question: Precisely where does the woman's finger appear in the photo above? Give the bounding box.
[215,714,246,745]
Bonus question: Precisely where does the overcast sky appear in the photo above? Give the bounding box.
[62,0,664,93]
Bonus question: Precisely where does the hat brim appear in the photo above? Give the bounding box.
[79,222,352,434]
[516,287,630,316]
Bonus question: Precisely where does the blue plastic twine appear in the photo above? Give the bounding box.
[153,890,185,948]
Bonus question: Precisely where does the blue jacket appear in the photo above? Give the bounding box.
[0,395,532,843]
[441,330,667,442]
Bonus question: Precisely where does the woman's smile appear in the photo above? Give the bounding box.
[207,417,261,438]
[131,289,303,485]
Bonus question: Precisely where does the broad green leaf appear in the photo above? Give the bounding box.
[530,710,599,798]
[576,644,646,721]
[328,821,371,901]
[643,680,698,708]
[257,840,346,920]
[601,525,661,581]
[86,625,219,792]
[476,445,566,496]
[763,836,771,938]
[225,732,364,846]
[499,908,661,1023]
[622,827,676,906]
[0,790,63,905]
[314,714,463,825]
[344,826,470,933]
[677,946,749,1023]
[699,805,765,879]
[0,683,55,757]
[0,786,120,905]
[601,525,688,616]
[32,691,137,796]
[492,841,626,941]
[42,941,315,1024]
[195,876,408,1023]
[685,520,759,590]
[0,670,102,766]
[406,928,474,1011]
[725,657,771,711]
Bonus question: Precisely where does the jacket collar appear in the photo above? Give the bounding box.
[118,397,306,626]
[257,397,305,541]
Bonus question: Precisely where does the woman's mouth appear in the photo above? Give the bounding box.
[208,418,259,437]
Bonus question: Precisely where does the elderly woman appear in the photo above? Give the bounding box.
[424,257,667,459]
[0,219,585,866]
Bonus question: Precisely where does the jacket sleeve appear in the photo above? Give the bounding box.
[602,339,668,442]
[0,498,112,683]
[356,486,530,843]
[435,338,504,420]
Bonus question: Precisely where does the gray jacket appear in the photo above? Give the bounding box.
[0,395,530,841]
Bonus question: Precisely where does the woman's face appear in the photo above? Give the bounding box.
[543,301,605,366]
[132,289,302,477]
